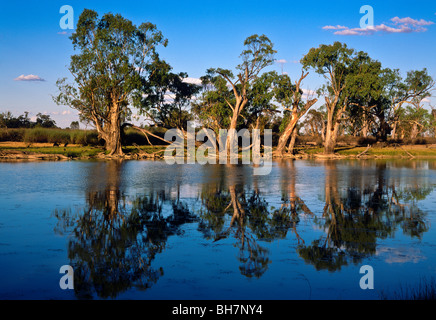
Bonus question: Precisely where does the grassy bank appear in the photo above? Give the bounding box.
[0,128,100,145]
[2,127,436,160]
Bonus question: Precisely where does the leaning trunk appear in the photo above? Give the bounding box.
[276,113,298,156]
[287,128,298,155]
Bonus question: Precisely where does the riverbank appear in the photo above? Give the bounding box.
[0,142,164,161]
[2,141,436,161]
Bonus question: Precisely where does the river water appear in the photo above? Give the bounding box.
[1,159,435,299]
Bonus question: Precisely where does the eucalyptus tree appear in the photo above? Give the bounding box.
[274,71,318,156]
[192,70,237,139]
[54,9,168,156]
[246,71,279,131]
[397,105,433,139]
[387,68,435,139]
[139,59,201,135]
[302,108,326,139]
[343,52,385,139]
[301,42,354,154]
[206,34,276,154]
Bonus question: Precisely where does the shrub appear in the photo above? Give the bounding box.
[0,128,25,142]
[69,130,99,145]
[357,136,377,146]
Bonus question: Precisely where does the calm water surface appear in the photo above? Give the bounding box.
[1,159,436,300]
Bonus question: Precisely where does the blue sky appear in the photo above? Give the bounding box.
[0,0,435,128]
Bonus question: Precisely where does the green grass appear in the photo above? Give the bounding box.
[0,145,104,158]
[0,127,100,145]
[337,146,436,157]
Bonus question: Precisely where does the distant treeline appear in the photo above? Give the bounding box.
[0,111,58,129]
[0,111,167,146]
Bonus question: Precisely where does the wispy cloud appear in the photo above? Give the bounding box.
[275,59,288,64]
[14,74,45,82]
[322,25,348,30]
[183,77,202,85]
[376,246,426,264]
[391,16,434,26]
[323,16,434,36]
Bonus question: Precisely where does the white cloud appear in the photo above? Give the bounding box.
[275,59,288,64]
[302,88,316,95]
[183,77,202,85]
[323,16,434,36]
[391,16,434,26]
[14,74,45,82]
[376,247,426,264]
[322,25,348,30]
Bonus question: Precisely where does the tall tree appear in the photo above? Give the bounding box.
[301,42,354,154]
[139,59,201,135]
[388,68,435,139]
[208,34,276,154]
[191,70,233,138]
[54,9,167,156]
[343,52,384,139]
[274,71,318,156]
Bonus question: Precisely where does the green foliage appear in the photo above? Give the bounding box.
[70,121,80,130]
[194,34,277,134]
[0,128,25,141]
[301,41,354,94]
[139,59,200,130]
[54,9,168,152]
[0,127,100,145]
[0,111,57,129]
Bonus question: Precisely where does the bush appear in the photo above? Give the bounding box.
[23,128,69,144]
[123,128,148,145]
[0,128,25,142]
[295,135,323,147]
[69,130,99,145]
[337,135,360,145]
[406,137,436,145]
[357,136,377,146]
[387,138,403,145]
[22,128,99,145]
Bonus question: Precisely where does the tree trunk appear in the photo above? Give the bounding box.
[287,128,298,155]
[324,112,336,154]
[361,113,369,138]
[410,123,419,140]
[391,121,398,140]
[226,113,239,157]
[106,102,123,156]
[276,113,298,156]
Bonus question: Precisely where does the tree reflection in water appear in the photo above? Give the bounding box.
[297,161,431,272]
[53,160,197,299]
[52,159,434,298]
[197,166,271,279]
